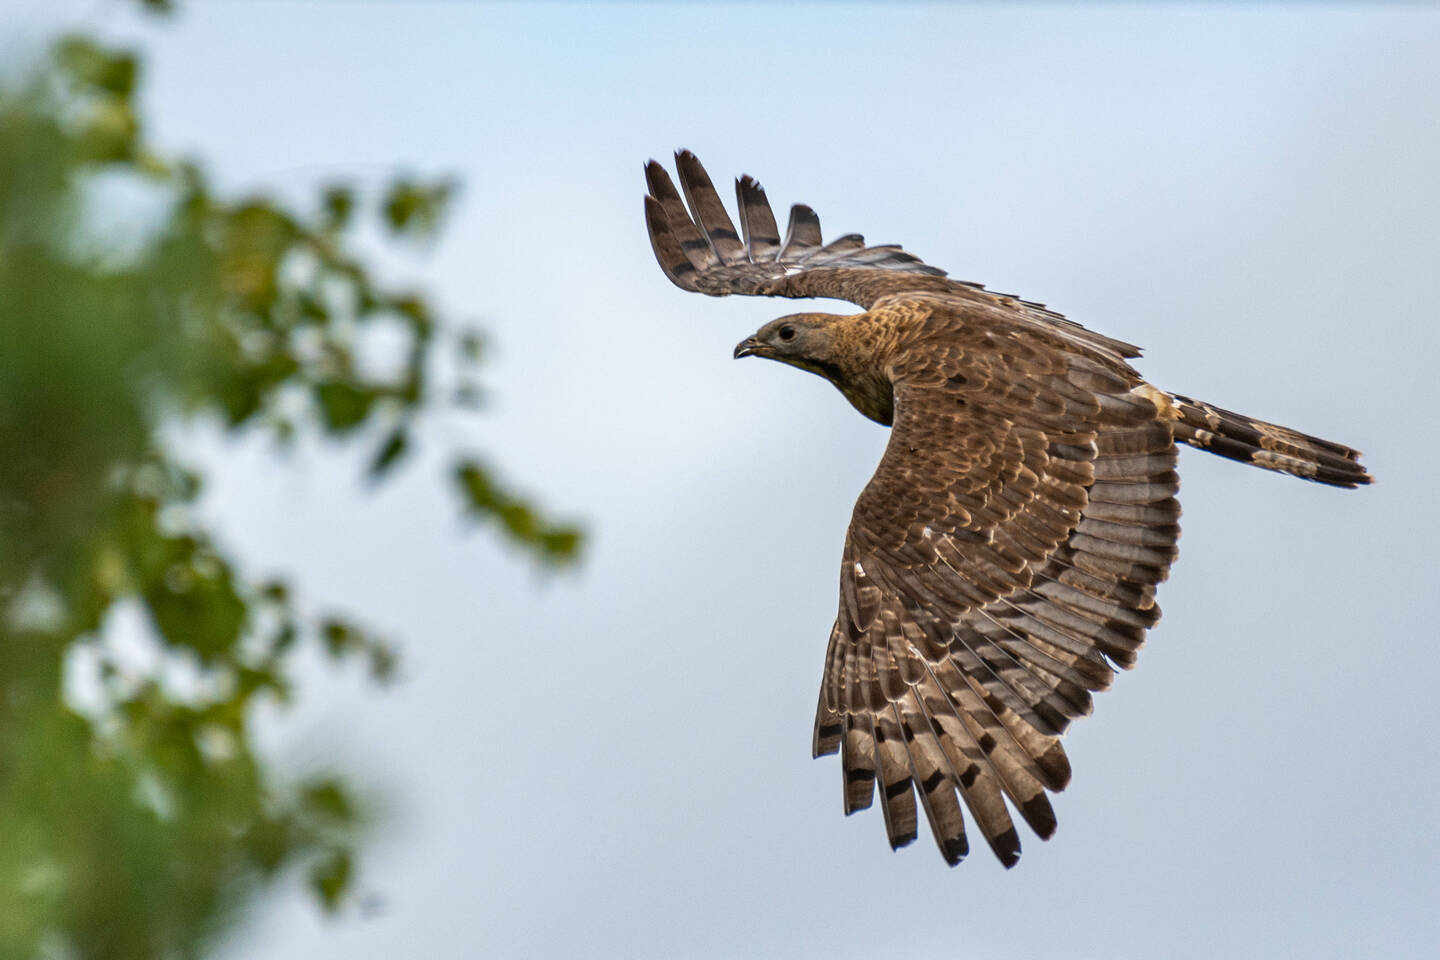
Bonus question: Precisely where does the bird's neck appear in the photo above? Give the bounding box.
[822,313,906,426]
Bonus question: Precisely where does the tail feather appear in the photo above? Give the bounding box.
[1148,388,1373,487]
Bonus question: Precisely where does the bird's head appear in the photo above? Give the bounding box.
[733,313,846,379]
[733,312,896,425]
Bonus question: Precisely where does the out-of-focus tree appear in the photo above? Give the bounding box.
[0,9,580,958]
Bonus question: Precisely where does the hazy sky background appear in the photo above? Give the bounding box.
[15,2,1440,958]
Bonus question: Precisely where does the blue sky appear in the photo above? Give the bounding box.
[15,2,1440,958]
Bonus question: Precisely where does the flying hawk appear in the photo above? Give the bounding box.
[643,150,1371,868]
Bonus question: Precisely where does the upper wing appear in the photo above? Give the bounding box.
[811,317,1181,866]
[644,150,1142,358]
[644,150,950,308]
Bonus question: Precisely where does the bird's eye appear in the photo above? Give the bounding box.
[778,324,797,342]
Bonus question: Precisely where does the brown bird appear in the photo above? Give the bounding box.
[643,150,1371,868]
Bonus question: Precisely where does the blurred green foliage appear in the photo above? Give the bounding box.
[0,23,579,960]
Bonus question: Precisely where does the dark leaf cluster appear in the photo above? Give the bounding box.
[0,28,579,959]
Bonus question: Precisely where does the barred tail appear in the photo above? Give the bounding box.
[1143,387,1373,488]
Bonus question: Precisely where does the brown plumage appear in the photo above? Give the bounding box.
[644,150,1372,868]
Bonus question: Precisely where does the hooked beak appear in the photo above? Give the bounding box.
[734,336,764,359]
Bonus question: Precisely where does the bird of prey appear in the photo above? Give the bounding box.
[643,150,1371,868]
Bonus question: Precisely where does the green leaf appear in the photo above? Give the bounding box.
[56,36,138,99]
[309,848,354,913]
[320,184,355,232]
[141,550,247,659]
[314,382,374,432]
[381,177,457,241]
[539,526,583,564]
[319,619,355,657]
[367,641,399,684]
[368,427,409,480]
[246,815,294,875]
[454,459,583,566]
[301,779,356,824]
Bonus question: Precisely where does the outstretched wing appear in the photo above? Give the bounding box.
[645,150,949,308]
[644,150,1141,357]
[811,314,1181,866]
